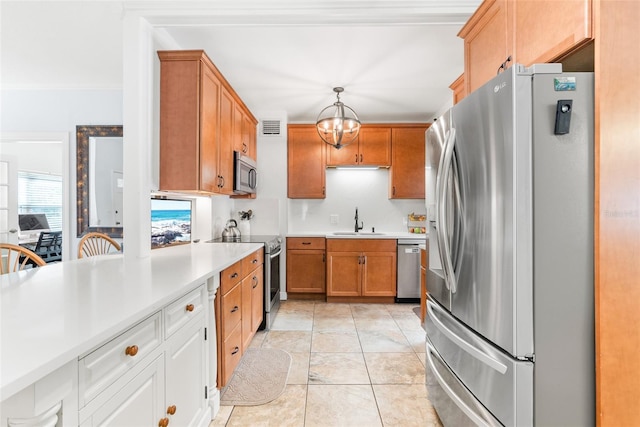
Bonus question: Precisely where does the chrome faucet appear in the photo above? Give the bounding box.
[354,207,364,232]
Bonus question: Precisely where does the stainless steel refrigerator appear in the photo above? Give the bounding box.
[424,63,594,426]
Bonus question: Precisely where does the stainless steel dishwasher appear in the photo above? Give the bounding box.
[396,239,422,302]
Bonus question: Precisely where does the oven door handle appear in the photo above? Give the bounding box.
[268,247,282,259]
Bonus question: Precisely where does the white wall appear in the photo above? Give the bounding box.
[288,168,425,233]
[0,89,123,253]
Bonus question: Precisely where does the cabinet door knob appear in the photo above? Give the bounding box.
[125,345,139,356]
[231,346,240,355]
[252,276,259,288]
[252,258,258,264]
[185,304,194,312]
[159,417,169,427]
[360,154,363,162]
[167,405,177,415]
[231,272,238,279]
[231,305,239,313]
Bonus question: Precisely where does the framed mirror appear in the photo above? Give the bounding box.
[76,125,123,237]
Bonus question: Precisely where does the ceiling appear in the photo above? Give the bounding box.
[1,1,481,124]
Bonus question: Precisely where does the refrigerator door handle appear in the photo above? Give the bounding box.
[426,341,493,427]
[428,300,508,374]
[436,128,458,293]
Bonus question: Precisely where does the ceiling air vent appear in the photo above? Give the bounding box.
[260,120,281,136]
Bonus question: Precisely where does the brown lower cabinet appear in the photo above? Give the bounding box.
[326,239,397,302]
[215,248,264,388]
[286,237,326,297]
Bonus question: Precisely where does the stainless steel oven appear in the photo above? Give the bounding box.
[209,234,281,330]
[262,237,282,330]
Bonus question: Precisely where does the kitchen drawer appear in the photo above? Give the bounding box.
[221,259,243,294]
[220,283,242,340]
[287,237,325,250]
[164,284,205,338]
[79,311,162,407]
[327,238,396,252]
[221,322,243,387]
[242,248,264,274]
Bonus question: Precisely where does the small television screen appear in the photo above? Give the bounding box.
[19,213,50,231]
[151,198,192,249]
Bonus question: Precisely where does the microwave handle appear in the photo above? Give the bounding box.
[249,168,257,189]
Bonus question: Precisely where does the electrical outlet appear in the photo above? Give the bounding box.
[330,214,339,225]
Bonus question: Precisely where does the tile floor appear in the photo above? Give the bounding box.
[210,300,443,427]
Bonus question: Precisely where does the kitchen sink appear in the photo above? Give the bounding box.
[331,232,385,236]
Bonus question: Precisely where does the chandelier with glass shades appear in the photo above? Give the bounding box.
[316,87,361,150]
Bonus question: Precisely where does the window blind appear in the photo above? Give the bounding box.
[18,171,63,231]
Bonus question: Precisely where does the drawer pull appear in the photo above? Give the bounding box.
[252,276,259,288]
[302,242,311,245]
[231,305,239,313]
[185,304,195,312]
[125,345,139,357]
[167,405,177,415]
[231,346,240,355]
[159,417,169,427]
[231,272,239,279]
[252,258,258,264]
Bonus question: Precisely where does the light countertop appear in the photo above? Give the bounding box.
[0,241,262,402]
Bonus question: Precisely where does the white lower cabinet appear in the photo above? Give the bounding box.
[79,284,210,427]
[165,316,208,426]
[81,355,165,427]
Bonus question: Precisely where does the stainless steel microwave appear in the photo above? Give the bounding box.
[233,151,257,194]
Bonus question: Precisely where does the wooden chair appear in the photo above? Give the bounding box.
[0,243,46,274]
[77,232,121,258]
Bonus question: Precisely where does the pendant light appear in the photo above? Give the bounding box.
[316,87,361,150]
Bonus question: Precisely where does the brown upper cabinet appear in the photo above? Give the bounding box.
[449,74,465,105]
[513,0,593,67]
[287,125,326,199]
[458,0,512,95]
[457,0,593,97]
[326,126,391,167]
[389,125,429,199]
[158,50,257,195]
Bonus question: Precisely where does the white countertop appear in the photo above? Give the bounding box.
[0,241,262,402]
[287,232,427,240]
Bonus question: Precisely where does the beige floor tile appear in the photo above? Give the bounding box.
[248,329,268,348]
[305,384,382,427]
[313,315,356,331]
[309,352,370,384]
[350,303,392,318]
[385,303,417,315]
[358,329,413,352]
[279,300,316,314]
[225,384,307,427]
[271,311,314,331]
[364,352,426,384]
[393,313,424,331]
[417,352,426,368]
[313,302,353,317]
[402,329,427,353]
[262,330,312,353]
[209,405,233,427]
[287,352,310,385]
[312,330,362,353]
[373,384,443,427]
[354,316,400,331]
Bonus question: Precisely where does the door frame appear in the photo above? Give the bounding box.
[0,132,71,261]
